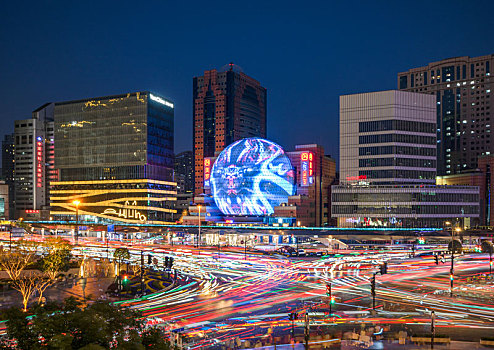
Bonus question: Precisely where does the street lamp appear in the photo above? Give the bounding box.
[73,200,81,244]
[197,204,201,254]
[446,221,461,297]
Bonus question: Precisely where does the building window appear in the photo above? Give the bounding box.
[399,76,408,89]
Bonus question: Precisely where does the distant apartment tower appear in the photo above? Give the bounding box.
[50,92,177,224]
[2,133,15,219]
[398,54,494,175]
[193,63,267,195]
[174,151,194,194]
[340,90,437,185]
[14,103,55,219]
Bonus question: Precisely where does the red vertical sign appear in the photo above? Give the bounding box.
[36,136,43,188]
[301,152,313,186]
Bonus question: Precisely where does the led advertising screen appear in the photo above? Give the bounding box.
[210,138,296,216]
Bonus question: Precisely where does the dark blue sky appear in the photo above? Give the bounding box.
[1,0,493,164]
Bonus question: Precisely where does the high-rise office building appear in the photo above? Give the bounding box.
[174,151,193,194]
[398,54,494,175]
[2,133,15,219]
[174,151,194,217]
[50,92,177,224]
[340,90,437,185]
[14,103,55,219]
[333,90,479,228]
[193,63,267,195]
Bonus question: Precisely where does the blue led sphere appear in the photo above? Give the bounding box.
[210,138,296,216]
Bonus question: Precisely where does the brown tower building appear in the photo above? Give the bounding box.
[193,64,267,195]
[398,54,494,176]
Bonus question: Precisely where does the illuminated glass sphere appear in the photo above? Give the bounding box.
[210,138,296,216]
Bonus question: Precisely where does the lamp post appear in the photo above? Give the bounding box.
[445,221,461,297]
[197,204,201,254]
[73,200,81,244]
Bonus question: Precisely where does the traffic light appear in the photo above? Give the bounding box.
[147,255,152,264]
[169,257,174,268]
[122,274,129,290]
[141,252,144,266]
[165,256,169,268]
[379,262,388,275]
[289,312,298,321]
[330,295,335,305]
[326,283,331,297]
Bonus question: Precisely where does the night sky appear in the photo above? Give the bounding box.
[1,0,493,166]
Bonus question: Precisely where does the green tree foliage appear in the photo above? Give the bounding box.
[1,297,171,349]
[113,248,131,263]
[113,248,131,276]
[40,237,73,280]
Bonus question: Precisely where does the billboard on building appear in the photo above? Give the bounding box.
[210,138,296,216]
[300,151,314,186]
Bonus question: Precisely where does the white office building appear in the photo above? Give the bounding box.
[340,90,437,185]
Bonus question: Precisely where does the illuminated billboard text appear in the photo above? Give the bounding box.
[301,151,314,186]
[36,136,43,188]
[204,158,211,188]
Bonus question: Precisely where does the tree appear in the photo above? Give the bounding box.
[2,297,171,349]
[141,327,172,349]
[12,271,45,312]
[0,240,43,311]
[114,248,130,275]
[40,237,73,280]
[34,238,74,304]
[0,240,39,281]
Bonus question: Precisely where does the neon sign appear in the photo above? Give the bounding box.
[204,158,211,188]
[149,93,174,108]
[301,151,314,186]
[346,175,367,181]
[102,201,147,222]
[36,136,43,188]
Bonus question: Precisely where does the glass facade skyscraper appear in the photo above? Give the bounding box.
[50,91,177,224]
[54,92,173,181]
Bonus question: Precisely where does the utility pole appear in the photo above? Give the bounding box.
[73,200,80,244]
[490,251,492,275]
[371,273,376,310]
[296,236,299,257]
[197,204,201,255]
[106,228,109,259]
[326,283,334,317]
[244,238,247,260]
[431,310,435,349]
[304,312,310,350]
[450,232,455,298]
[289,312,297,349]
[140,250,144,296]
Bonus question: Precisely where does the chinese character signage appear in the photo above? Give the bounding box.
[36,136,43,188]
[301,152,314,186]
[204,158,211,188]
